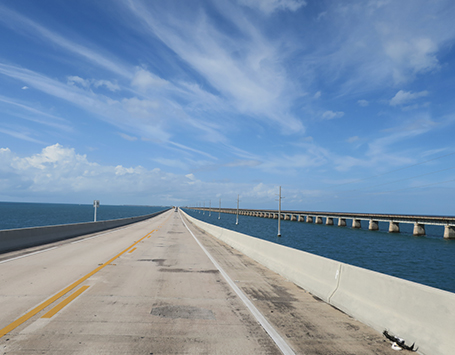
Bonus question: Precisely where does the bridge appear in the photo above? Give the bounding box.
[0,209,453,354]
[189,207,455,238]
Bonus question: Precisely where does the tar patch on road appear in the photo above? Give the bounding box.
[151,305,215,320]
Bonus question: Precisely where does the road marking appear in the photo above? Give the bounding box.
[41,286,90,319]
[0,229,154,338]
[179,212,296,355]
[0,247,58,265]
[128,247,137,254]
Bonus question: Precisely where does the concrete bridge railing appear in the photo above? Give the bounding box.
[189,207,455,239]
[0,209,169,254]
[182,210,455,355]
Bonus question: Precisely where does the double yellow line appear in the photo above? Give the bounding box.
[0,229,155,338]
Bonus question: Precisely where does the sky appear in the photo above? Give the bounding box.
[0,0,455,215]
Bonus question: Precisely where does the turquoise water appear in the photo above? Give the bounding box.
[0,202,168,230]
[184,209,455,294]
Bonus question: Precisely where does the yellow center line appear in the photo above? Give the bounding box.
[41,286,90,319]
[0,229,156,338]
[128,247,136,254]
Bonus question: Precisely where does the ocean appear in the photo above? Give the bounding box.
[183,208,455,294]
[0,202,168,230]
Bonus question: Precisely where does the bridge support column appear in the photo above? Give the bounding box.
[388,221,400,233]
[284,214,290,220]
[298,215,305,222]
[444,225,455,239]
[315,216,323,224]
[273,213,278,219]
[352,219,361,228]
[326,217,334,225]
[306,216,313,223]
[413,223,426,236]
[369,220,379,231]
[291,214,297,221]
[338,218,346,227]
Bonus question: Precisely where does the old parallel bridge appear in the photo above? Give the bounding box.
[189,207,455,239]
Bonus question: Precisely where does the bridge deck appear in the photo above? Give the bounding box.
[0,210,397,354]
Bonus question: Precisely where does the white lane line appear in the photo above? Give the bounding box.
[0,247,58,264]
[179,212,296,355]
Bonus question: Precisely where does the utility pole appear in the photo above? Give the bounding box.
[218,198,221,219]
[277,186,282,237]
[236,194,240,225]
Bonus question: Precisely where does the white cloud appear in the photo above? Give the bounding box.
[0,5,132,78]
[123,0,305,133]
[131,69,169,91]
[357,99,369,107]
[67,76,120,92]
[347,136,360,143]
[313,91,321,99]
[321,110,344,120]
[238,0,306,14]
[21,86,28,90]
[119,133,138,141]
[389,90,429,106]
[0,144,291,205]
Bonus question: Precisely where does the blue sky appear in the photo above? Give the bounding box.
[0,0,454,214]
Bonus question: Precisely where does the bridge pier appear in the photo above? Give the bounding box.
[326,217,334,225]
[369,220,379,231]
[413,223,426,236]
[444,225,455,239]
[291,214,297,221]
[284,214,290,220]
[338,218,346,227]
[306,216,313,223]
[388,221,400,233]
[352,219,361,228]
[315,216,323,224]
[298,215,305,222]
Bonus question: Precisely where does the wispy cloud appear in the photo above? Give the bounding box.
[389,90,429,106]
[121,0,305,133]
[0,5,132,78]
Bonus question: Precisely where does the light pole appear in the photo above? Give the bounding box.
[209,200,211,216]
[277,187,282,237]
[236,194,239,225]
[218,198,221,219]
[93,200,100,222]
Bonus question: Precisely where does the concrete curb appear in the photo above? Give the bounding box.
[0,209,169,254]
[183,211,455,355]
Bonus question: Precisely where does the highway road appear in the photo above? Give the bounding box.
[0,210,397,354]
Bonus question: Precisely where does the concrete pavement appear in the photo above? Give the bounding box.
[0,210,397,354]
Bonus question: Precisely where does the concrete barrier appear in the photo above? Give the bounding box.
[0,209,169,254]
[182,211,455,355]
